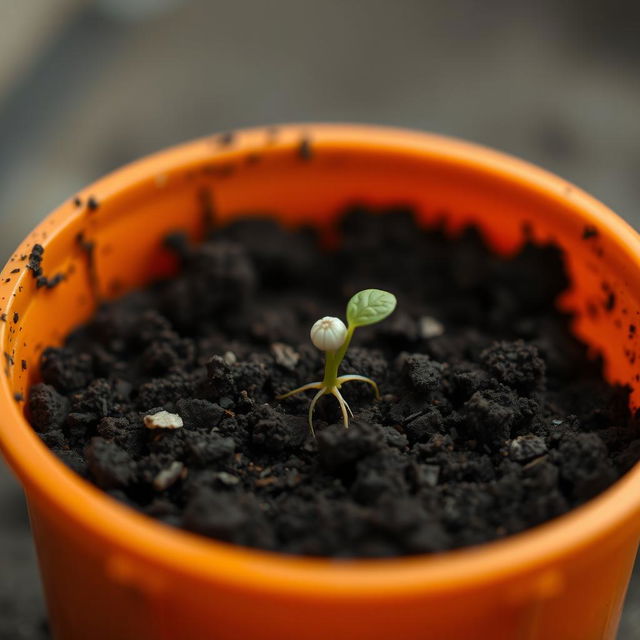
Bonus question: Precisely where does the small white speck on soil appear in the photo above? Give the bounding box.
[153,461,185,491]
[144,410,184,430]
[419,316,445,339]
[223,351,237,365]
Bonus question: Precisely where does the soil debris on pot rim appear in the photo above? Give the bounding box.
[27,207,640,558]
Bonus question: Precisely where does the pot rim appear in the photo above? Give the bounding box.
[2,123,640,598]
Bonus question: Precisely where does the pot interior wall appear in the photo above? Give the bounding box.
[3,131,640,417]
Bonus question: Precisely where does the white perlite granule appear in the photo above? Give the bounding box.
[223,351,237,365]
[271,342,300,370]
[143,410,184,430]
[419,316,445,339]
[153,461,185,491]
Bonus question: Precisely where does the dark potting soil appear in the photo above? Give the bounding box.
[27,207,640,558]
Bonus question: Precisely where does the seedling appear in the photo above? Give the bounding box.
[277,289,396,434]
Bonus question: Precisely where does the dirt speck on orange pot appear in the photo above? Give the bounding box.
[2,124,640,640]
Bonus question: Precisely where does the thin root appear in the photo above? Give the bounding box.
[307,387,328,437]
[278,376,380,436]
[276,381,323,400]
[336,374,380,400]
[330,387,351,428]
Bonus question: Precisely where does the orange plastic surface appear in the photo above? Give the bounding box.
[2,124,640,640]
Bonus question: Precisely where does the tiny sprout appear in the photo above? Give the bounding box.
[277,289,397,435]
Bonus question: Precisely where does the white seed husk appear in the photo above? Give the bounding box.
[310,316,347,351]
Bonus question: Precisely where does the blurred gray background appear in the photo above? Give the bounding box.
[1,1,640,638]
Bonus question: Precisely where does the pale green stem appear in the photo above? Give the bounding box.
[322,324,355,388]
[335,324,356,367]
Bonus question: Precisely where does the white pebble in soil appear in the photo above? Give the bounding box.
[223,351,237,365]
[271,342,300,370]
[143,410,184,430]
[153,461,185,491]
[419,316,445,339]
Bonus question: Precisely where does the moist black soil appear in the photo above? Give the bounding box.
[28,207,640,558]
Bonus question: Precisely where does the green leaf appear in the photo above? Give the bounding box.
[346,289,397,327]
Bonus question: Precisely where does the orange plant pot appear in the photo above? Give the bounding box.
[2,124,640,640]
